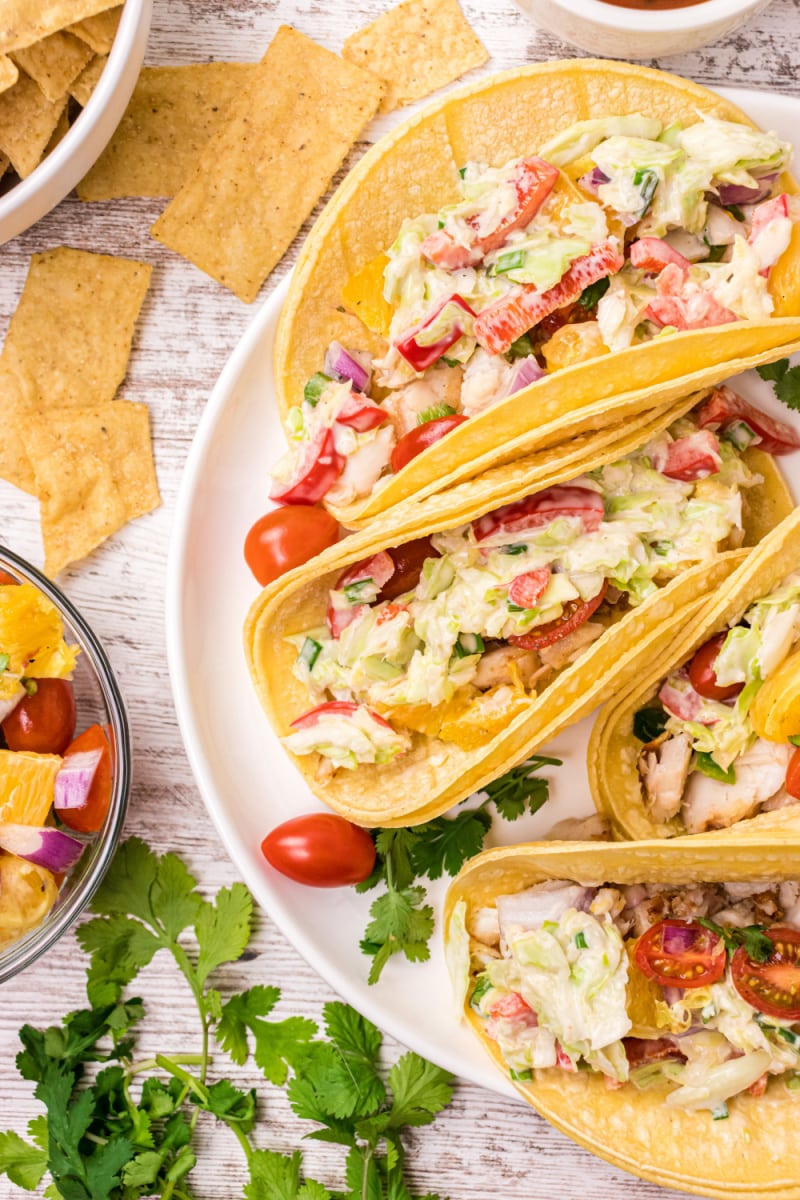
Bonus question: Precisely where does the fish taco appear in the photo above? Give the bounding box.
[445,836,800,1199]
[590,502,800,840]
[269,59,800,527]
[245,388,794,827]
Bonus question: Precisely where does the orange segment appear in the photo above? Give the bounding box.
[0,856,58,948]
[0,748,62,825]
[0,582,79,679]
[341,252,393,336]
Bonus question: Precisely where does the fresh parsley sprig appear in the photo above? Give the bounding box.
[756,358,800,412]
[0,838,454,1200]
[697,917,774,963]
[357,756,561,983]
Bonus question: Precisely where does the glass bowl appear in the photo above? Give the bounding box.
[0,546,130,983]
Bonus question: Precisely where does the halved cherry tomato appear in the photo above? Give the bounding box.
[2,677,76,754]
[58,723,113,833]
[474,486,604,542]
[732,927,800,1019]
[656,431,722,482]
[688,634,744,702]
[390,414,468,474]
[244,506,339,587]
[379,537,438,601]
[261,812,376,887]
[269,426,344,504]
[509,580,608,651]
[786,748,800,801]
[633,919,726,988]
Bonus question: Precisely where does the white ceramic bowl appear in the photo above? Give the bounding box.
[0,0,152,245]
[516,0,775,60]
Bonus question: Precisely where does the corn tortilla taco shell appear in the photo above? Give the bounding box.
[274,58,800,525]
[589,506,800,841]
[245,408,792,827]
[444,835,800,1200]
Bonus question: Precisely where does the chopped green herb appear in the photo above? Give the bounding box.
[507,333,534,360]
[495,250,526,274]
[578,276,610,310]
[470,975,493,1012]
[442,356,460,368]
[298,637,322,671]
[698,917,774,963]
[711,1102,729,1120]
[21,678,37,697]
[726,204,746,222]
[458,166,467,179]
[632,706,668,744]
[504,543,528,555]
[757,358,800,412]
[575,932,588,950]
[343,578,374,604]
[303,371,332,407]
[633,167,658,216]
[510,1068,532,1082]
[790,735,800,747]
[417,403,456,425]
[705,243,727,263]
[694,752,736,784]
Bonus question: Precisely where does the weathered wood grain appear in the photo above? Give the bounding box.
[1,1,799,1196]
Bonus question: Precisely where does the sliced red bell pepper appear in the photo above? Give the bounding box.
[695,385,800,456]
[270,426,345,504]
[395,295,476,372]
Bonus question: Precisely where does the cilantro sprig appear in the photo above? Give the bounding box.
[697,917,774,963]
[357,756,561,983]
[0,838,453,1200]
[757,358,800,412]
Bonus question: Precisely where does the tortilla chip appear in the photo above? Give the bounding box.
[69,52,105,105]
[22,401,161,577]
[44,105,70,155]
[0,70,67,176]
[78,62,256,200]
[0,54,17,92]
[151,26,384,303]
[11,31,92,102]
[342,0,488,114]
[0,0,118,56]
[67,5,120,53]
[0,366,37,493]
[0,246,152,409]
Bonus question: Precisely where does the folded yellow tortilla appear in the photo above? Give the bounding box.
[244,399,793,827]
[444,834,800,1200]
[274,57,800,527]
[589,505,800,841]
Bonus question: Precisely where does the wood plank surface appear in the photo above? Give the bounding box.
[1,1,799,1196]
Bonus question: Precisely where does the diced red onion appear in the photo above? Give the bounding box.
[578,167,610,197]
[54,749,102,812]
[661,923,697,955]
[662,987,684,1006]
[0,822,84,872]
[507,355,545,396]
[714,173,778,208]
[324,342,371,393]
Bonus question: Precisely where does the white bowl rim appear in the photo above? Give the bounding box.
[0,0,149,227]
[545,0,768,31]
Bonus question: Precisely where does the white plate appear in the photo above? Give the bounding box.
[167,86,800,1098]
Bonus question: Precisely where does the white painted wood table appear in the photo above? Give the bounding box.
[2,1,800,1196]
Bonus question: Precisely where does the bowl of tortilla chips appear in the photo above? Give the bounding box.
[0,0,152,245]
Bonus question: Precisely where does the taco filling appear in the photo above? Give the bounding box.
[270,113,798,508]
[464,876,800,1114]
[634,567,800,834]
[281,400,773,772]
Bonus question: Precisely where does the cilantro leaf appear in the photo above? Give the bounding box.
[361,887,434,984]
[194,883,253,985]
[482,755,560,821]
[0,1130,48,1190]
[247,1149,332,1200]
[322,1003,385,1117]
[698,918,774,962]
[386,1054,454,1129]
[217,986,316,1085]
[201,1080,257,1130]
[289,1038,382,1124]
[757,357,800,411]
[150,852,203,940]
[344,1145,383,1200]
[410,809,491,880]
[90,837,159,926]
[77,916,160,1006]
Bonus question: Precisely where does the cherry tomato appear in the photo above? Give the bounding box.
[244,506,339,587]
[786,748,800,801]
[379,537,439,601]
[58,723,113,834]
[633,919,726,989]
[390,415,468,474]
[270,427,344,505]
[261,813,376,888]
[2,677,76,754]
[509,580,608,651]
[732,927,800,1019]
[688,634,743,701]
[473,486,604,542]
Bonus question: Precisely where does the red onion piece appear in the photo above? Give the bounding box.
[508,355,545,396]
[0,822,84,872]
[324,342,371,393]
[714,173,778,208]
[54,749,102,812]
[661,923,697,955]
[578,167,610,196]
